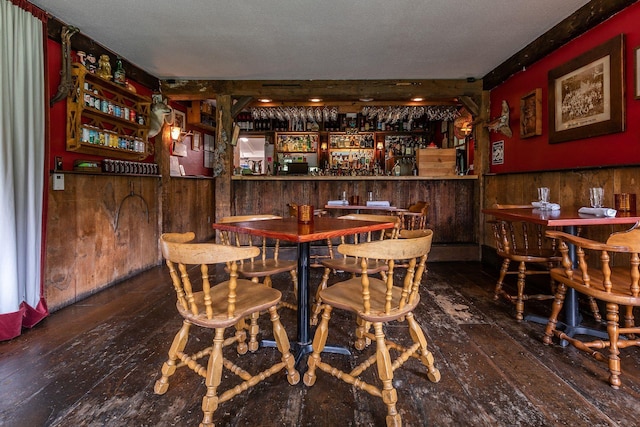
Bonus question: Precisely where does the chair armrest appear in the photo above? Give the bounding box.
[545,230,630,252]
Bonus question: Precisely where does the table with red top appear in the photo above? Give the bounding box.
[483,206,640,342]
[212,216,396,362]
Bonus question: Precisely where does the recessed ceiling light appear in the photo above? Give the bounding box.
[411,97,424,102]
[309,98,322,102]
[359,97,374,102]
[258,98,272,103]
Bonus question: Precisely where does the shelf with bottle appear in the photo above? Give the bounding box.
[328,132,375,149]
[66,63,151,161]
[187,100,216,131]
[275,132,319,153]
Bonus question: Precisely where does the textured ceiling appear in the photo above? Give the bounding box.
[31,0,591,81]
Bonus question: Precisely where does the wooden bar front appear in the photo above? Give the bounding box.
[231,175,478,260]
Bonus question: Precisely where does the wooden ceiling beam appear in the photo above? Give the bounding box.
[161,79,483,103]
[483,0,638,90]
[231,96,254,118]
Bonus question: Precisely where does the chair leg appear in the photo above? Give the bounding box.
[543,283,566,345]
[623,305,636,339]
[354,315,371,351]
[268,306,300,385]
[310,267,331,326]
[605,303,622,389]
[494,258,510,299]
[234,318,249,355]
[372,322,401,427]
[247,312,260,352]
[155,320,191,395]
[588,296,602,322]
[515,261,527,322]
[304,305,332,386]
[406,313,440,383]
[200,328,225,427]
[290,269,298,300]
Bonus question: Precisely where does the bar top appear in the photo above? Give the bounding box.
[232,174,478,181]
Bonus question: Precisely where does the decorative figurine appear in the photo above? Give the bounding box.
[485,100,512,138]
[96,54,112,80]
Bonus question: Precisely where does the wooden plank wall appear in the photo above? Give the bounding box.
[482,165,640,248]
[232,178,477,244]
[162,177,216,241]
[45,174,161,311]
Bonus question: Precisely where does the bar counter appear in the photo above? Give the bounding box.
[231,174,479,260]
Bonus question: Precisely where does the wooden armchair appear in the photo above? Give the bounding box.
[543,224,640,388]
[304,232,440,427]
[396,201,429,231]
[488,212,562,321]
[218,215,299,315]
[310,213,401,325]
[155,233,299,426]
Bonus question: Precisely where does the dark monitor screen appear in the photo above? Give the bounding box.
[287,162,308,175]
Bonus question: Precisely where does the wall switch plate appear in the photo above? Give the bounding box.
[53,173,64,191]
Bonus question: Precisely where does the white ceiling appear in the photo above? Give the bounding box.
[32,0,590,81]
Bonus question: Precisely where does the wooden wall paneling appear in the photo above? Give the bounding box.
[482,166,640,255]
[232,178,477,245]
[45,174,160,311]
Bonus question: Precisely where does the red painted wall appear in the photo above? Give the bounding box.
[489,2,640,173]
[47,39,212,176]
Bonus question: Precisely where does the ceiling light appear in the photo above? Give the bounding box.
[411,97,424,102]
[359,97,374,102]
[258,98,272,103]
[309,98,322,102]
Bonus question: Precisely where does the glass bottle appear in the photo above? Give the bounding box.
[113,58,126,85]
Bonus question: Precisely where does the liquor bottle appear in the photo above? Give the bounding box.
[113,58,126,85]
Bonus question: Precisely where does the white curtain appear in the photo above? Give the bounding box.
[0,0,47,340]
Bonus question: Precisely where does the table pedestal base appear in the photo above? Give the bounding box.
[260,340,351,367]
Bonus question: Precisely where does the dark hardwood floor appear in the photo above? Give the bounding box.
[1,261,639,426]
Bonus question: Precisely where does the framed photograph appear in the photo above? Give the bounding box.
[491,140,504,165]
[520,88,542,138]
[635,46,640,99]
[548,34,624,144]
[171,140,188,157]
[203,151,214,168]
[173,110,186,131]
[204,133,214,151]
[192,131,202,151]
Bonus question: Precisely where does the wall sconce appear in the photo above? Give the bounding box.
[320,142,328,151]
[376,142,384,150]
[171,125,192,142]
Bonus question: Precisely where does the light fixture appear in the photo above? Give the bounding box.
[171,125,192,142]
[411,97,424,102]
[309,98,322,102]
[359,97,374,102]
[258,98,272,103]
[320,142,328,151]
[376,142,384,150]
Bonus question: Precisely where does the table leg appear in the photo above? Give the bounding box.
[292,242,350,365]
[264,240,351,365]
